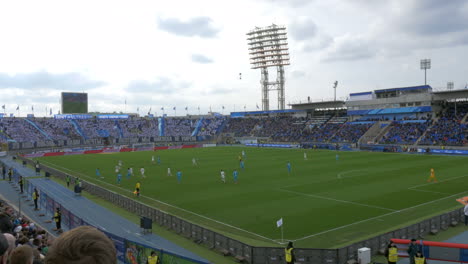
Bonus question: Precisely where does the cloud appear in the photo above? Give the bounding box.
[397,0,468,36]
[191,54,214,64]
[289,18,333,52]
[201,87,234,96]
[322,34,376,62]
[125,77,191,94]
[0,71,105,90]
[157,16,220,38]
[290,70,306,78]
[290,18,317,41]
[262,0,311,8]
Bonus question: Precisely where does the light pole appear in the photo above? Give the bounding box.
[420,59,431,85]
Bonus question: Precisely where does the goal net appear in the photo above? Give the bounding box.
[132,142,155,152]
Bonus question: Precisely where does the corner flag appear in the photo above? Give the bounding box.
[276,218,283,228]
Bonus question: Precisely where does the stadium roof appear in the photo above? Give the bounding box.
[432,88,468,101]
[289,100,345,110]
[373,85,431,94]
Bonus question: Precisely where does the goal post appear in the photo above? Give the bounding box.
[132,142,155,152]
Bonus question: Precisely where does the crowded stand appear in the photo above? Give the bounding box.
[34,118,82,141]
[0,199,52,264]
[164,118,194,136]
[331,122,374,143]
[223,118,259,137]
[197,117,226,136]
[0,102,467,147]
[0,118,47,143]
[379,121,431,145]
[418,104,468,146]
[119,118,159,138]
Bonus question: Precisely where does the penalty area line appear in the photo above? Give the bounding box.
[38,160,280,244]
[278,188,397,212]
[292,189,468,242]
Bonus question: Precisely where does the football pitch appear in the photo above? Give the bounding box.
[36,147,468,248]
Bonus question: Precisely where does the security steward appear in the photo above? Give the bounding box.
[386,241,398,264]
[147,251,159,264]
[53,207,62,231]
[285,241,295,264]
[18,176,24,193]
[414,251,427,264]
[33,188,39,211]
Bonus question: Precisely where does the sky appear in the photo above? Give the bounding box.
[0,0,467,116]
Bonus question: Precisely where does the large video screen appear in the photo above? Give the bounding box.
[61,92,88,114]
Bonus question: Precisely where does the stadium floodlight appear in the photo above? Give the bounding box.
[447,82,454,90]
[420,59,431,85]
[247,24,290,111]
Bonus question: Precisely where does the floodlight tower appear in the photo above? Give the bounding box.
[247,24,290,111]
[420,59,431,85]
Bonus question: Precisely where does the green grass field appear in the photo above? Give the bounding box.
[36,147,468,248]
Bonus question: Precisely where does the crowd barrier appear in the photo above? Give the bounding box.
[16,156,467,264]
[20,176,207,264]
[391,238,468,262]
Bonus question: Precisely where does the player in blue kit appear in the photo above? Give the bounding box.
[233,169,239,184]
[177,170,182,183]
[117,172,122,185]
[126,168,131,179]
[287,161,291,175]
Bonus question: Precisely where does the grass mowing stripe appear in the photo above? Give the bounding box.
[38,159,280,244]
[277,188,398,212]
[293,189,468,242]
[35,148,468,247]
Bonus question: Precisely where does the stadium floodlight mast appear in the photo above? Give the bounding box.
[247,24,290,111]
[447,82,454,90]
[420,59,431,85]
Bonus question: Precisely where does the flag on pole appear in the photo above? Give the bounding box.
[256,104,259,109]
[148,107,152,115]
[31,105,34,111]
[161,107,164,111]
[276,218,283,228]
[185,106,188,111]
[137,107,139,112]
[16,105,19,111]
[173,106,176,110]
[49,108,52,115]
[1,105,5,110]
[222,105,225,110]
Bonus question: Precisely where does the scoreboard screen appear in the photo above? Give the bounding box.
[61,92,88,114]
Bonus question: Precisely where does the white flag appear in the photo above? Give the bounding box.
[276,218,283,228]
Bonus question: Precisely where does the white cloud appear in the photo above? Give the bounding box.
[191,54,214,64]
[0,0,467,116]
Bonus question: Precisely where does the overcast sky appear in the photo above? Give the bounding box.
[0,0,467,116]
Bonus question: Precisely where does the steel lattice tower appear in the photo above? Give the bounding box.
[247,24,290,111]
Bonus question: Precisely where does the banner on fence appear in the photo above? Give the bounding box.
[124,240,160,264]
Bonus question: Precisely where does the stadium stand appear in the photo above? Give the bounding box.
[379,120,432,144]
[0,198,52,264]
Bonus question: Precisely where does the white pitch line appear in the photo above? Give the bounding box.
[292,189,468,242]
[408,188,450,195]
[39,160,280,244]
[408,174,468,189]
[278,188,397,212]
[282,169,370,189]
[337,169,369,179]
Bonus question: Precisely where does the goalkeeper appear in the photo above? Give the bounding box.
[427,168,438,183]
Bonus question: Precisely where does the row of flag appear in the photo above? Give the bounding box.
[1,105,54,115]
[136,104,261,115]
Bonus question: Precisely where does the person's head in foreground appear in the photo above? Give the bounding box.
[45,226,116,264]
